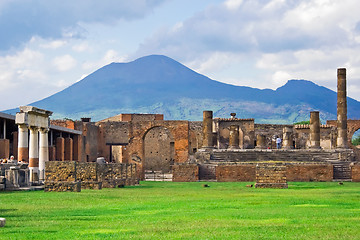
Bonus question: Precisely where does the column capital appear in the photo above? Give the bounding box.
[39,127,49,133]
[29,126,39,132]
[18,123,28,129]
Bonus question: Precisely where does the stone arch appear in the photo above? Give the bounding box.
[143,126,175,173]
[347,120,360,143]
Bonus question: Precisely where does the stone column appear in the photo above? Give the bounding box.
[73,135,81,161]
[256,135,267,149]
[12,131,18,160]
[3,119,6,139]
[228,125,239,149]
[39,128,49,181]
[310,111,321,149]
[56,137,65,161]
[202,111,213,148]
[18,124,29,162]
[282,127,293,149]
[337,68,348,148]
[64,137,73,161]
[29,126,39,182]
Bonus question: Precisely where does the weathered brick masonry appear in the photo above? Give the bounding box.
[255,163,288,188]
[172,164,199,182]
[216,164,256,182]
[44,161,138,192]
[351,163,360,182]
[286,163,333,182]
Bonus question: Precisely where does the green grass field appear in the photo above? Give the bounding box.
[1,181,360,239]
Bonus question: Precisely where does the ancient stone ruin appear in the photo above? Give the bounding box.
[1,68,360,190]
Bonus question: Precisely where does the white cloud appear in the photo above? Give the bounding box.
[224,0,243,10]
[0,0,165,50]
[82,50,128,70]
[53,54,77,72]
[40,40,67,49]
[72,42,90,52]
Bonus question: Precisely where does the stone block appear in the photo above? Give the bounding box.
[45,161,76,182]
[255,163,288,188]
[81,181,102,190]
[0,218,5,227]
[172,164,199,182]
[77,162,98,181]
[216,164,256,182]
[44,181,81,192]
[286,163,333,182]
[254,183,288,188]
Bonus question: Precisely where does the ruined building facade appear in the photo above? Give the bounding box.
[1,68,360,186]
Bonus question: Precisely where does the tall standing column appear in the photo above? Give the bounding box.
[64,137,73,161]
[282,127,293,149]
[56,137,65,161]
[337,68,348,148]
[228,125,239,149]
[29,126,39,182]
[18,124,29,162]
[39,128,49,181]
[202,111,213,148]
[310,111,321,149]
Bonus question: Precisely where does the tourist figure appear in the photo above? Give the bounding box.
[276,136,282,149]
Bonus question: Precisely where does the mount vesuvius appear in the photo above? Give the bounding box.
[4,55,360,123]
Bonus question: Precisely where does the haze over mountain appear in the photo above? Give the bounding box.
[4,55,360,123]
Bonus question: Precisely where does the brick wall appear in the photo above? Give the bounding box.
[351,163,360,182]
[286,163,333,182]
[216,164,256,182]
[172,164,199,182]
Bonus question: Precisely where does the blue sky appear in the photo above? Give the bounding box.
[1,0,360,111]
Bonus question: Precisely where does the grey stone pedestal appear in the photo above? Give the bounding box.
[0,218,6,227]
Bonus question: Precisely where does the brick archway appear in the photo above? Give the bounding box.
[143,126,175,173]
[347,120,360,143]
[327,119,360,143]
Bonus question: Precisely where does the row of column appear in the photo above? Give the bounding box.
[18,125,49,182]
[18,126,75,182]
[309,68,348,149]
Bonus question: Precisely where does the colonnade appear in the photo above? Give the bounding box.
[15,106,52,182]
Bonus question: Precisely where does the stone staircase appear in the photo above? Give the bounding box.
[205,149,355,181]
[331,161,352,180]
[144,171,172,181]
[209,150,341,163]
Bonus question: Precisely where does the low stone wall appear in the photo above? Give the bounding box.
[172,164,199,182]
[216,164,256,182]
[351,163,360,182]
[184,162,334,182]
[45,161,139,192]
[286,163,333,182]
[44,181,81,192]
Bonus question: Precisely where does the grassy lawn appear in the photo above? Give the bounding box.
[0,181,360,239]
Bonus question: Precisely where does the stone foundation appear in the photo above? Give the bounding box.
[44,181,81,192]
[45,161,139,192]
[254,163,288,188]
[172,164,199,182]
[216,164,256,182]
[286,163,333,182]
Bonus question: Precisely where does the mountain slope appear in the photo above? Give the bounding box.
[4,55,360,123]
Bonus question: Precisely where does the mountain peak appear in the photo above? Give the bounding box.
[3,55,360,123]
